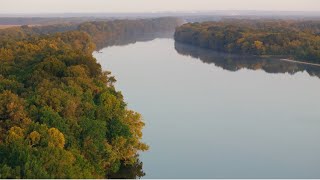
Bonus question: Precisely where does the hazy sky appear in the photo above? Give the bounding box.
[1,0,319,13]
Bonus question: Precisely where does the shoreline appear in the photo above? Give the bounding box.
[280,58,320,67]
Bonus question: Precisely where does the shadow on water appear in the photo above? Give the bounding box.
[174,42,320,78]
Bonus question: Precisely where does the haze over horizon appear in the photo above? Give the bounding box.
[1,0,319,14]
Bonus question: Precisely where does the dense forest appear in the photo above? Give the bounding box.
[0,17,184,178]
[0,17,183,49]
[174,20,320,63]
[175,42,320,78]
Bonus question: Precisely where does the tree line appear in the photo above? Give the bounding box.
[174,19,320,63]
[0,17,183,50]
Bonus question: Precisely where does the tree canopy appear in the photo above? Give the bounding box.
[0,18,167,178]
[174,20,320,63]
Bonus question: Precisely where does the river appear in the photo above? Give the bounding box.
[93,35,320,178]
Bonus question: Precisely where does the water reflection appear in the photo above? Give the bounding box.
[96,38,320,178]
[96,32,174,50]
[175,42,320,78]
[108,159,145,179]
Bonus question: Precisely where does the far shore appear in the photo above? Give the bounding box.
[0,25,20,29]
[0,24,41,29]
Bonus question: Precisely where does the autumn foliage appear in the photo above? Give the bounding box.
[0,25,149,178]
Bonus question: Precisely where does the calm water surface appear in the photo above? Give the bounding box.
[94,37,320,178]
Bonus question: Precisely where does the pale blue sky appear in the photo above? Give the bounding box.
[1,0,319,13]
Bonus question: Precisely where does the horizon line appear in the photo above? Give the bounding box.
[1,10,320,15]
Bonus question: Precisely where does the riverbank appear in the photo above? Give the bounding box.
[280,58,320,67]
